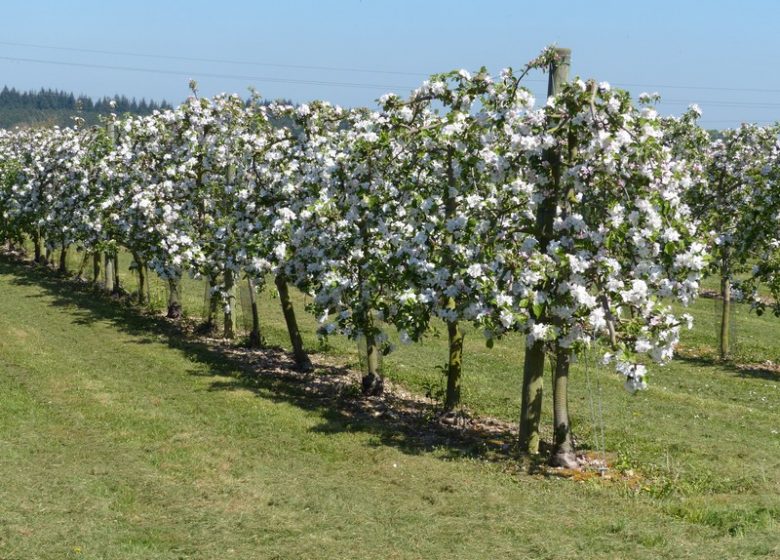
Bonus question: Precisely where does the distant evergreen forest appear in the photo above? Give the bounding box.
[0,86,173,129]
[0,86,300,129]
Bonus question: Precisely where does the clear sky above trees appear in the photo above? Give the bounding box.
[1,0,779,128]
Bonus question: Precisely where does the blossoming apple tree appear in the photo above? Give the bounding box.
[686,123,780,358]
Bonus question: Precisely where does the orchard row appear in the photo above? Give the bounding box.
[2,48,778,465]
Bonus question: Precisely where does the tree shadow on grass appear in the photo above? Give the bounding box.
[676,349,780,383]
[1,257,527,467]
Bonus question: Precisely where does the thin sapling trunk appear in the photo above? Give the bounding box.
[112,254,121,294]
[76,251,89,279]
[275,274,313,372]
[223,268,236,339]
[519,340,546,455]
[58,242,68,273]
[720,272,731,360]
[203,275,220,332]
[104,253,115,293]
[92,252,102,285]
[33,231,42,263]
[247,276,263,348]
[132,252,147,305]
[549,346,578,468]
[167,277,182,319]
[361,312,383,396]
[444,318,464,412]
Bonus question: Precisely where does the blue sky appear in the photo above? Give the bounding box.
[1,0,779,128]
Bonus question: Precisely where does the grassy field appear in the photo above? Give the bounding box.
[0,253,779,559]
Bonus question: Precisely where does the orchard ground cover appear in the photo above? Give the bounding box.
[0,253,779,559]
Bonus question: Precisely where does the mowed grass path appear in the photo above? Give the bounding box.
[0,259,779,559]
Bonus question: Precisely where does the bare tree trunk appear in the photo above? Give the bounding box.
[444,319,464,412]
[92,253,102,285]
[223,268,236,339]
[203,274,220,332]
[145,266,151,305]
[104,253,115,293]
[519,340,546,455]
[112,254,121,294]
[33,231,42,263]
[247,276,262,348]
[132,252,147,305]
[361,312,383,396]
[76,251,89,279]
[58,242,68,273]
[167,277,182,319]
[720,274,731,360]
[275,274,312,372]
[549,346,578,468]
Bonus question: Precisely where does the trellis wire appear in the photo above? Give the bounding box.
[583,346,608,476]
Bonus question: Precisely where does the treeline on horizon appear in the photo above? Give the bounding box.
[0,86,299,129]
[0,86,173,129]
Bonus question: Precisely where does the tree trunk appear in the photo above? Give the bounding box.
[361,315,383,396]
[247,276,262,348]
[104,253,115,293]
[144,266,151,306]
[58,243,68,273]
[92,253,102,285]
[33,232,42,263]
[132,252,147,305]
[223,268,236,339]
[76,251,89,279]
[549,346,578,468]
[112,254,121,294]
[720,274,731,360]
[203,275,220,332]
[167,277,182,319]
[519,340,546,455]
[275,274,313,372]
[444,319,464,412]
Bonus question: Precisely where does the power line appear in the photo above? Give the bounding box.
[0,39,553,84]
[5,39,780,96]
[657,99,780,109]
[699,123,777,128]
[613,81,780,95]
[0,39,438,79]
[0,55,419,91]
[5,54,779,112]
[2,42,780,119]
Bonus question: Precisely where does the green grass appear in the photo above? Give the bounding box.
[1,252,779,558]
